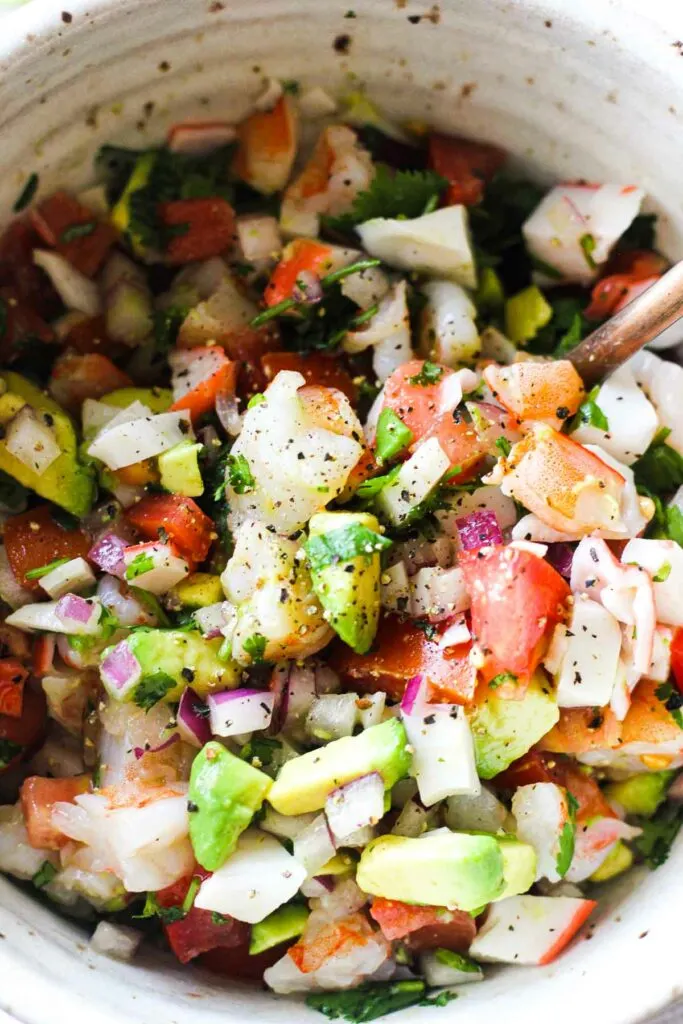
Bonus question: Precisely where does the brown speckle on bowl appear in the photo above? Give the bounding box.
[61,10,72,23]
[333,33,352,54]
[460,81,476,99]
[209,1,225,10]
[639,931,649,939]
[544,19,553,27]
[158,60,171,72]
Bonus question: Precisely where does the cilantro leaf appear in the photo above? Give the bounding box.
[375,408,413,464]
[633,428,683,495]
[556,790,578,878]
[323,166,448,234]
[13,173,39,214]
[133,671,176,711]
[553,311,586,356]
[25,557,71,580]
[494,436,511,458]
[654,682,683,729]
[408,361,443,387]
[305,523,392,572]
[153,306,189,352]
[351,465,402,503]
[306,980,447,1023]
[653,562,672,583]
[569,385,609,433]
[240,735,282,770]
[32,861,57,890]
[125,552,155,580]
[226,453,255,494]
[632,801,683,869]
[489,671,517,690]
[579,233,597,269]
[242,633,267,664]
[60,221,97,244]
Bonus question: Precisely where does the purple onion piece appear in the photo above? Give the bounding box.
[545,542,576,579]
[400,674,425,715]
[292,270,323,305]
[88,533,127,578]
[56,593,97,625]
[101,640,142,692]
[312,874,335,892]
[455,510,503,552]
[177,687,211,748]
[133,734,180,760]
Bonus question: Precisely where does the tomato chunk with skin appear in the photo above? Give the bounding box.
[31,191,117,277]
[585,250,668,321]
[0,659,28,718]
[4,505,91,592]
[49,352,133,412]
[126,494,214,564]
[160,198,236,265]
[20,774,90,849]
[261,351,358,403]
[156,870,249,964]
[330,615,478,705]
[0,686,47,773]
[382,360,489,479]
[461,545,570,687]
[672,628,683,695]
[428,133,505,207]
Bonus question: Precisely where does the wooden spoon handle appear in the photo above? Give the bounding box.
[567,260,683,387]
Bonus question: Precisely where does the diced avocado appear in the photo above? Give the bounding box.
[249,902,309,955]
[468,672,559,780]
[110,151,156,257]
[604,772,674,819]
[189,741,272,871]
[171,573,224,610]
[356,831,505,912]
[158,441,204,497]
[268,719,410,815]
[0,372,95,516]
[589,840,634,883]
[306,511,387,655]
[102,628,239,706]
[476,267,505,313]
[504,285,552,345]
[102,387,173,413]
[319,851,358,876]
[495,837,537,900]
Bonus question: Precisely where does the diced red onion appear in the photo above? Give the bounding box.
[55,594,101,632]
[101,641,142,694]
[400,674,426,716]
[546,542,576,579]
[133,734,180,760]
[300,875,335,898]
[293,814,336,875]
[292,270,323,305]
[215,390,243,437]
[177,687,212,748]
[325,772,385,845]
[208,688,275,738]
[88,533,127,578]
[456,510,503,551]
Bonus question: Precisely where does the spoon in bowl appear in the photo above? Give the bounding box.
[567,260,683,386]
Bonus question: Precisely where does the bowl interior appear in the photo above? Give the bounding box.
[1,1,683,1022]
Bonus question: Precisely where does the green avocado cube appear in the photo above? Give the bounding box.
[249,902,309,955]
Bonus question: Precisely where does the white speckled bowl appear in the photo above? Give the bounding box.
[1,0,683,1021]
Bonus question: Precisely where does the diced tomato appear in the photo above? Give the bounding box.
[460,545,570,687]
[0,219,61,319]
[0,285,56,364]
[156,870,250,964]
[382,360,489,479]
[264,238,334,308]
[160,198,236,265]
[483,360,584,430]
[170,348,239,422]
[31,192,117,277]
[585,250,668,321]
[234,95,298,196]
[494,752,614,822]
[330,615,478,705]
[428,133,505,207]
[288,915,373,974]
[48,352,133,412]
[126,494,214,564]
[261,351,358,403]
[369,897,476,951]
[672,629,683,695]
[4,505,91,592]
[20,774,90,849]
[60,314,125,359]
[0,686,47,773]
[0,659,28,718]
[32,635,55,679]
[200,941,287,980]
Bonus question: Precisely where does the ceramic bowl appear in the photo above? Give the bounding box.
[0,1,683,1021]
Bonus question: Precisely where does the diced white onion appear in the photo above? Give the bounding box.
[293,814,337,875]
[325,773,385,845]
[306,693,358,742]
[40,557,96,599]
[6,406,61,476]
[402,704,480,806]
[90,921,142,962]
[420,279,480,366]
[376,437,450,527]
[33,249,101,316]
[88,411,193,470]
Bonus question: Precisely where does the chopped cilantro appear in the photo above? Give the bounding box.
[494,436,511,458]
[25,557,72,580]
[306,980,454,1023]
[13,173,39,213]
[240,735,282,769]
[226,453,255,494]
[242,633,267,664]
[32,861,57,890]
[553,311,586,356]
[153,306,189,352]
[413,619,438,641]
[60,221,97,244]
[351,464,402,503]
[211,911,233,925]
[655,682,683,729]
[489,671,517,689]
[569,385,609,433]
[579,233,597,269]
[408,361,443,387]
[247,393,266,409]
[556,790,578,878]
[133,671,176,711]
[305,523,392,572]
[653,562,672,583]
[323,166,448,234]
[375,408,413,464]
[633,428,683,495]
[125,552,155,580]
[632,800,683,869]
[282,79,300,95]
[433,948,480,973]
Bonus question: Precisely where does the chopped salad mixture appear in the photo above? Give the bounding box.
[1,80,683,1020]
